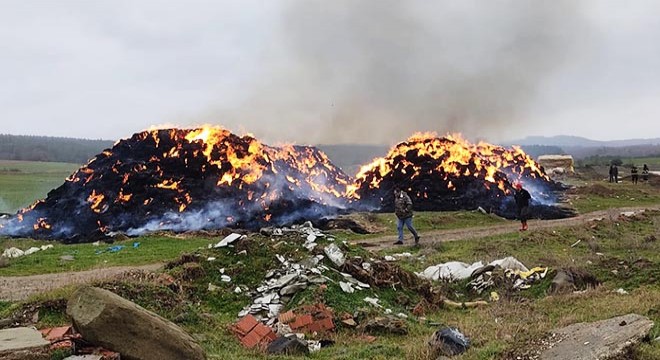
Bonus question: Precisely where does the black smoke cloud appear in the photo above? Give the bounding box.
[204,1,586,144]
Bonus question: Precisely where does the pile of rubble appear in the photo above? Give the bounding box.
[418,256,549,293]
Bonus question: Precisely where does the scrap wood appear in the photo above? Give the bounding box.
[442,299,488,309]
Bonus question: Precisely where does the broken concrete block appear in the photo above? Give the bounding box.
[0,327,50,360]
[363,316,408,335]
[323,243,345,267]
[67,286,206,360]
[213,233,243,248]
[540,314,654,360]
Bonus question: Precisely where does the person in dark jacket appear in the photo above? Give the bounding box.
[514,183,531,231]
[609,165,615,183]
[631,165,639,184]
[393,186,420,245]
[642,164,649,182]
[613,165,619,183]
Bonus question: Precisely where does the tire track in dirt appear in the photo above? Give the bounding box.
[0,263,163,301]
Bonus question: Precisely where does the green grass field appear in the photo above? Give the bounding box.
[0,160,80,213]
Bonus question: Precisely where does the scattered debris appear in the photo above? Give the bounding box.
[615,288,629,295]
[363,297,382,308]
[363,316,408,335]
[549,268,601,295]
[323,243,345,267]
[237,254,328,324]
[1,247,24,258]
[0,327,50,358]
[67,286,206,360]
[266,335,309,355]
[213,233,244,248]
[570,239,581,247]
[428,327,470,357]
[540,314,654,360]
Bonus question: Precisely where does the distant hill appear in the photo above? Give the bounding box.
[506,135,660,148]
[0,134,113,164]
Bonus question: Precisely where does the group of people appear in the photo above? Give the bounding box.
[392,182,532,246]
[610,163,650,184]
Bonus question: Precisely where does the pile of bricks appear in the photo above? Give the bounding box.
[279,304,334,334]
[232,314,278,349]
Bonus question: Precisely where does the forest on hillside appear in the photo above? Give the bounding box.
[0,134,113,164]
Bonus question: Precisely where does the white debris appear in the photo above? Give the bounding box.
[324,243,345,267]
[308,340,322,353]
[615,288,629,295]
[364,297,382,308]
[384,256,396,262]
[2,247,24,258]
[397,313,408,319]
[339,281,355,293]
[207,257,216,262]
[393,252,413,258]
[489,257,529,272]
[237,250,247,256]
[221,275,231,282]
[213,233,243,248]
[234,287,242,294]
[208,283,220,292]
[40,244,54,251]
[417,261,484,281]
[92,241,101,247]
[23,247,41,256]
[385,309,392,314]
[362,262,372,271]
[306,234,317,242]
[219,268,225,274]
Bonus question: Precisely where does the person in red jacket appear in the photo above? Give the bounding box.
[513,183,531,231]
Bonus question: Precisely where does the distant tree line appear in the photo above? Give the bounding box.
[0,134,114,163]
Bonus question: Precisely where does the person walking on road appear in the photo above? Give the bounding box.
[514,182,531,231]
[393,186,420,246]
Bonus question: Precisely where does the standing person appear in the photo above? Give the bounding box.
[609,164,615,183]
[613,165,619,183]
[393,186,420,245]
[642,164,649,182]
[631,165,639,184]
[513,183,531,231]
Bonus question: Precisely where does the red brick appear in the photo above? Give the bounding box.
[278,310,296,324]
[240,331,261,348]
[290,314,313,330]
[233,315,258,336]
[317,317,335,332]
[42,326,73,341]
[307,322,321,333]
[252,323,272,338]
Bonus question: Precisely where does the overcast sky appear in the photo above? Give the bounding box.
[1,1,659,145]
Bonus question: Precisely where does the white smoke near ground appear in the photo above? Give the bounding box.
[201,0,588,145]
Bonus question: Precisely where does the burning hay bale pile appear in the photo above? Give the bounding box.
[0,128,351,242]
[0,128,574,242]
[348,133,574,219]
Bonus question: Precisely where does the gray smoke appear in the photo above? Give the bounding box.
[201,0,586,144]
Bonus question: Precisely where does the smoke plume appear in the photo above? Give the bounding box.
[202,0,585,144]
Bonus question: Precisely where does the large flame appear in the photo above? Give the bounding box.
[347,133,548,199]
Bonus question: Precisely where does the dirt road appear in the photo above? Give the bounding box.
[354,205,660,250]
[0,263,162,301]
